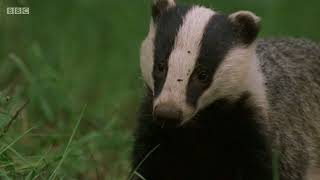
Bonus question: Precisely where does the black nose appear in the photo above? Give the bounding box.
[154,104,182,126]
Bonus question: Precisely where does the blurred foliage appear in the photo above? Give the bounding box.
[0,0,319,179]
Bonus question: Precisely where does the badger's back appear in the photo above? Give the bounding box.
[257,38,320,178]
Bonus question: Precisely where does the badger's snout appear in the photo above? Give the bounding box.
[154,103,182,127]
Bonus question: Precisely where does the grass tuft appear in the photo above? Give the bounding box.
[0,127,35,156]
[48,105,86,180]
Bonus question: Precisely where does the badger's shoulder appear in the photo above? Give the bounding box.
[257,38,320,69]
[257,37,320,81]
[257,38,320,88]
[256,38,320,178]
[258,38,320,51]
[257,37,320,112]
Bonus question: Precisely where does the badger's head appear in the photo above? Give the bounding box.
[141,0,265,127]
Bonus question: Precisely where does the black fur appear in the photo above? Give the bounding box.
[132,90,273,180]
[152,0,177,21]
[153,5,191,97]
[152,0,170,21]
[231,12,261,45]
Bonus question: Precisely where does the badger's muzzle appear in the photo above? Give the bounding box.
[154,103,182,127]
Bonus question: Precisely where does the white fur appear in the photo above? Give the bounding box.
[154,6,215,121]
[197,44,268,115]
[140,22,156,89]
[140,0,177,89]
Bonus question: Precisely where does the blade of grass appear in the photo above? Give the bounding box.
[0,170,12,180]
[2,100,29,134]
[48,105,86,180]
[0,127,34,155]
[0,100,29,139]
[25,170,35,180]
[0,144,28,163]
[134,172,146,180]
[35,145,52,168]
[9,53,34,82]
[128,144,160,180]
[0,143,39,173]
[29,146,53,180]
[0,162,15,168]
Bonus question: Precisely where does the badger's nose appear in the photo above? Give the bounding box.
[154,104,182,126]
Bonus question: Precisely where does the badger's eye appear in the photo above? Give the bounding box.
[197,70,209,83]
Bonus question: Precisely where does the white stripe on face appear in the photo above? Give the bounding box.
[154,6,215,120]
[140,22,156,90]
[197,44,267,111]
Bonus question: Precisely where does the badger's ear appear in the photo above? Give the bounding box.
[229,11,261,44]
[152,0,176,21]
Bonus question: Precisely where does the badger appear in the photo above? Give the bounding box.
[132,0,320,179]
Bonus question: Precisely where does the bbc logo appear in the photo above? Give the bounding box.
[7,7,30,15]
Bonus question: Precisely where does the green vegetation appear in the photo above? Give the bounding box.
[0,0,319,179]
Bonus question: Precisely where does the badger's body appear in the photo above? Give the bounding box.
[258,38,320,179]
[132,1,320,179]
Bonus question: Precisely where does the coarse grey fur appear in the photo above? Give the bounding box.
[257,38,320,179]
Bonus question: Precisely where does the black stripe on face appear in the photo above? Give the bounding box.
[186,14,239,106]
[153,5,192,97]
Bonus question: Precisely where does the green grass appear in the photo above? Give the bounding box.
[48,106,85,180]
[0,0,320,179]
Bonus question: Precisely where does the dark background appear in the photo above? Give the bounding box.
[0,0,319,179]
